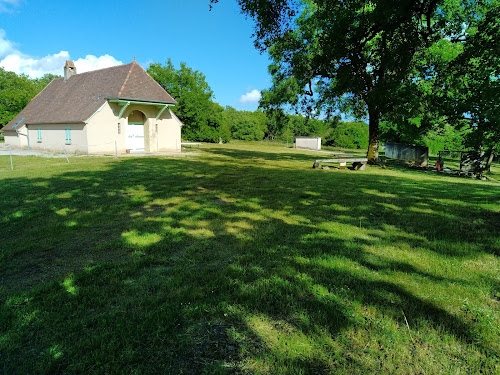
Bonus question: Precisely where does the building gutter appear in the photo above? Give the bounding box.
[107,98,177,106]
[85,102,108,123]
[169,108,183,127]
[25,121,86,125]
[108,98,176,120]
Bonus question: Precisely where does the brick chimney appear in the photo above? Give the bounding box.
[64,60,76,81]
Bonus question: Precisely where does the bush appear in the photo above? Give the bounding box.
[232,119,266,140]
[325,121,369,149]
[423,124,466,155]
[222,108,267,141]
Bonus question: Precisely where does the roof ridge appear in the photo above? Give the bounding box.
[72,62,133,78]
[136,62,178,101]
[3,61,177,131]
[117,62,135,97]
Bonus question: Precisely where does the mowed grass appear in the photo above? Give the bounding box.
[0,142,499,374]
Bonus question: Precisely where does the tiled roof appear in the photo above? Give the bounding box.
[3,62,177,131]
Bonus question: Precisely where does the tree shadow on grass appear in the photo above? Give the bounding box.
[203,145,338,165]
[0,150,498,373]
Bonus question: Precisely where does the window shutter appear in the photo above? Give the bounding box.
[65,127,71,143]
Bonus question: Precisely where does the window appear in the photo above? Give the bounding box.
[37,127,42,142]
[65,127,72,144]
[118,123,121,134]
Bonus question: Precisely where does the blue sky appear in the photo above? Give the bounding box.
[0,0,271,111]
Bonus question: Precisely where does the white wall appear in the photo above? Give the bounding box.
[4,101,182,155]
[86,102,182,154]
[4,130,23,147]
[3,126,29,148]
[86,102,124,154]
[296,137,321,151]
[156,109,182,152]
[27,124,88,154]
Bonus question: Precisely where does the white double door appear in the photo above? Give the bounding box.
[126,124,145,152]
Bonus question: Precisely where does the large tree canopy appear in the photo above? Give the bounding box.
[213,0,484,163]
[148,59,229,143]
[383,0,499,163]
[442,2,499,156]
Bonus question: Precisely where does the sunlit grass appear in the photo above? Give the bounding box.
[0,142,498,374]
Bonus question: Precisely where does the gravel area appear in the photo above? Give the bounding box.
[0,143,71,158]
[0,143,198,158]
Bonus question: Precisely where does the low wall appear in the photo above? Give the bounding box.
[385,142,429,166]
[296,137,321,151]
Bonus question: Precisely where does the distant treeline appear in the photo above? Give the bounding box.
[0,63,463,153]
[220,107,370,149]
[148,60,467,153]
[147,60,371,148]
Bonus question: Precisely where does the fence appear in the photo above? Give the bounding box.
[385,143,429,166]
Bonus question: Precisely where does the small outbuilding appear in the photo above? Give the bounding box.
[295,136,322,151]
[385,142,429,166]
[3,60,182,154]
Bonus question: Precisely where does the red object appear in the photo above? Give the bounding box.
[435,158,443,171]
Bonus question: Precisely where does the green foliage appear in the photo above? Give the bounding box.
[225,0,477,162]
[423,124,468,155]
[222,107,268,141]
[148,59,226,143]
[221,106,333,143]
[285,115,324,138]
[0,68,57,127]
[326,121,369,149]
[390,1,500,157]
[234,119,264,140]
[262,108,288,140]
[442,2,500,152]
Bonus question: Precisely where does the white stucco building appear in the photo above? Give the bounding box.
[3,60,182,154]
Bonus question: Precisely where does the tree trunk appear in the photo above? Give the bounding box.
[485,145,496,171]
[367,107,380,164]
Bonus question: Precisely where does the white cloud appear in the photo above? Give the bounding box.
[239,89,262,104]
[1,50,71,77]
[0,29,122,78]
[74,54,123,74]
[0,0,22,13]
[0,29,16,56]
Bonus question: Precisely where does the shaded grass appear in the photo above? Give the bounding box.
[0,142,499,374]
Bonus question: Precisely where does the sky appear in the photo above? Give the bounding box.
[0,0,272,111]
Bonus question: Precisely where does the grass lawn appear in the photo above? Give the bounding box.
[0,142,499,374]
